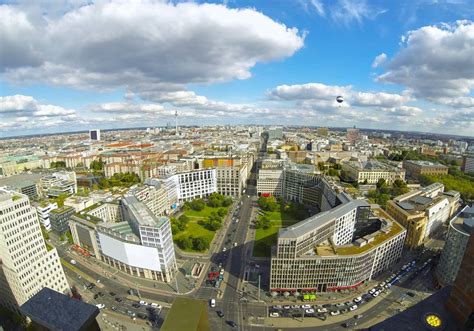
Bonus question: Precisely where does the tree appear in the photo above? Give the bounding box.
[177,237,192,250]
[217,208,227,217]
[90,159,104,171]
[192,236,210,251]
[50,161,66,169]
[190,199,205,211]
[258,196,278,212]
[55,193,68,207]
[222,197,233,207]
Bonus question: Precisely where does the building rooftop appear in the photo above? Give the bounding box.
[161,297,210,331]
[50,205,74,215]
[279,199,369,239]
[344,159,401,172]
[405,160,448,168]
[450,205,474,236]
[123,194,168,228]
[20,287,99,331]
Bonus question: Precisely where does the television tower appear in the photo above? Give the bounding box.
[175,110,179,135]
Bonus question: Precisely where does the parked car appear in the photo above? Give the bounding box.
[227,320,237,328]
[272,305,282,310]
[217,311,224,318]
[70,259,77,265]
[336,303,346,308]
[369,288,376,294]
[269,312,279,317]
[111,306,117,311]
[210,299,216,308]
[302,304,311,309]
[330,310,340,316]
[305,309,315,314]
[283,305,291,310]
[93,294,99,299]
[115,297,122,303]
[109,292,116,296]
[372,291,380,297]
[343,321,358,328]
[354,314,364,319]
[132,303,141,308]
[139,300,148,306]
[96,303,105,309]
[290,305,300,309]
[349,305,358,311]
[317,308,328,313]
[150,303,161,309]
[353,296,362,303]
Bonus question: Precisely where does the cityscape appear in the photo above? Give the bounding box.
[1,1,474,331]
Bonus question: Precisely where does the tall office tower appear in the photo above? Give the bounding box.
[436,205,474,286]
[89,129,101,141]
[0,188,70,313]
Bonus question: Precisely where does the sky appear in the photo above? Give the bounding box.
[1,0,474,138]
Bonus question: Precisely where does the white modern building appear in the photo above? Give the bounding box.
[342,160,405,184]
[0,188,70,313]
[89,129,101,141]
[35,201,58,231]
[39,171,77,197]
[159,168,217,202]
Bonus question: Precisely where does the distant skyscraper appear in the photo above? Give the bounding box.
[0,188,69,313]
[175,110,179,135]
[89,129,101,141]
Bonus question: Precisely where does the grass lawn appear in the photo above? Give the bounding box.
[173,205,229,253]
[253,209,304,258]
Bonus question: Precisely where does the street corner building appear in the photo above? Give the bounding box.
[270,196,406,294]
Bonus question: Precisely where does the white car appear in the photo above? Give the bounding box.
[150,303,161,309]
[70,259,77,265]
[139,300,148,306]
[96,303,105,309]
[349,305,358,311]
[210,298,216,308]
[305,309,315,314]
[330,310,340,316]
[369,288,376,294]
[233,242,238,247]
[290,305,300,309]
[269,312,279,317]
[222,247,227,252]
[317,308,328,313]
[353,296,362,303]
[372,291,380,297]
[301,304,311,309]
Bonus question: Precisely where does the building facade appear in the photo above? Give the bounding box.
[35,201,58,231]
[0,189,69,313]
[342,160,405,184]
[50,206,75,235]
[462,154,474,174]
[403,160,449,177]
[270,202,406,293]
[436,206,474,286]
[386,183,460,249]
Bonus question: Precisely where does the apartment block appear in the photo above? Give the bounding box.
[0,189,69,313]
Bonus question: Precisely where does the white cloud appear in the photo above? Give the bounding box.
[310,0,325,16]
[371,53,387,68]
[330,0,386,26]
[0,94,76,117]
[90,103,165,114]
[352,91,411,107]
[377,21,474,101]
[1,1,305,94]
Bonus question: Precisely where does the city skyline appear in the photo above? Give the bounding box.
[1,0,474,137]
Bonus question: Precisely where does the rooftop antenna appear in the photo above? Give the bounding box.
[175,110,178,136]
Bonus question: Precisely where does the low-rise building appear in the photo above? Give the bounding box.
[403,160,448,177]
[64,195,95,212]
[342,160,405,184]
[39,171,77,197]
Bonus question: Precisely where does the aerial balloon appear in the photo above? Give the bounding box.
[336,96,344,104]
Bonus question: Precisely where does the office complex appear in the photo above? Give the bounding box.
[270,199,406,293]
[403,160,449,177]
[436,206,474,286]
[164,168,218,202]
[49,205,75,235]
[0,188,69,313]
[69,187,177,282]
[386,183,460,249]
[89,129,101,141]
[39,171,77,197]
[341,160,405,184]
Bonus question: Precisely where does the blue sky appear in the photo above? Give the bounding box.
[1,0,473,137]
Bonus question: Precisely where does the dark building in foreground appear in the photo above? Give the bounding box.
[20,287,100,331]
[446,234,474,329]
[161,297,209,331]
[369,286,468,331]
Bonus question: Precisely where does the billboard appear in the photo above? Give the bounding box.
[98,233,161,271]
